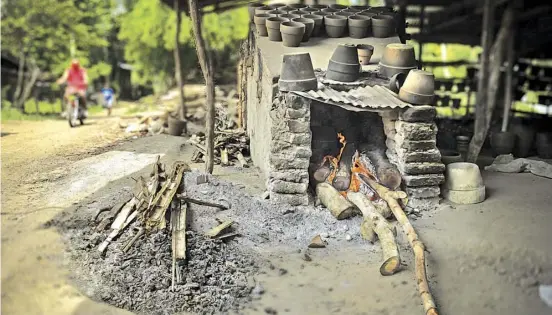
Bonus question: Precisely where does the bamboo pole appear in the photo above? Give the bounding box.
[501,7,517,132]
[174,0,187,129]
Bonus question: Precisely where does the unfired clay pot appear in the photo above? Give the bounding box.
[279,13,300,20]
[280,21,306,47]
[248,3,265,22]
[329,4,347,10]
[324,15,347,38]
[302,7,319,13]
[321,8,339,14]
[372,15,396,38]
[343,8,361,13]
[398,69,435,105]
[335,11,355,18]
[350,5,370,11]
[381,43,416,68]
[266,17,287,41]
[388,72,407,93]
[288,3,307,9]
[292,17,315,42]
[348,15,371,38]
[254,13,275,37]
[267,9,285,15]
[290,10,309,16]
[357,44,374,65]
[302,14,324,37]
[309,4,328,10]
[278,52,318,92]
[268,3,286,9]
[255,6,272,16]
[326,44,361,82]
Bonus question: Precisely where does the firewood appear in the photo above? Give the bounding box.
[316,183,357,220]
[359,143,402,190]
[205,220,234,238]
[178,196,229,210]
[96,201,126,231]
[173,199,187,260]
[236,152,248,168]
[347,192,400,276]
[122,228,144,253]
[312,160,331,183]
[111,198,137,230]
[98,210,138,254]
[358,173,438,315]
[332,142,356,191]
[220,148,229,165]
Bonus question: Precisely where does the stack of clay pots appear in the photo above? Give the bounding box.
[249,2,399,41]
[442,162,486,204]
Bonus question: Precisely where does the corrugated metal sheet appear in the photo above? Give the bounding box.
[292,84,412,111]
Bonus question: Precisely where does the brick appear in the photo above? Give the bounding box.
[397,148,441,163]
[270,170,309,183]
[270,154,310,170]
[395,121,437,141]
[403,174,445,187]
[399,106,436,122]
[395,138,436,152]
[287,120,310,133]
[399,162,446,175]
[269,179,308,194]
[379,110,399,120]
[270,192,309,206]
[406,197,440,212]
[274,146,311,159]
[405,186,441,199]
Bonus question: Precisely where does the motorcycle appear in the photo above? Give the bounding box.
[66,93,87,127]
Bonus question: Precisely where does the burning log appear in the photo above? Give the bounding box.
[347,192,401,276]
[358,173,438,315]
[359,143,402,190]
[332,142,356,191]
[315,183,357,220]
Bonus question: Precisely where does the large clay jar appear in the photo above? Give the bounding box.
[357,44,374,65]
[292,17,315,42]
[249,3,266,22]
[490,131,516,156]
[372,15,396,38]
[309,4,328,10]
[266,17,288,41]
[398,69,435,105]
[324,15,348,38]
[326,44,361,82]
[278,52,318,92]
[510,120,536,157]
[255,6,272,16]
[254,13,275,37]
[348,15,371,38]
[281,21,306,47]
[302,14,324,37]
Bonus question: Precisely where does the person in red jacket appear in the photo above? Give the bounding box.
[57,59,89,116]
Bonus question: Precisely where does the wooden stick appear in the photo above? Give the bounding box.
[181,197,228,210]
[96,201,126,231]
[236,152,248,168]
[316,183,357,220]
[358,173,438,315]
[122,228,144,253]
[347,192,400,276]
[220,148,229,166]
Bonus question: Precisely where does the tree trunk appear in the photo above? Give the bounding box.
[16,61,40,113]
[174,0,187,130]
[13,48,26,109]
[467,5,513,162]
[188,0,215,174]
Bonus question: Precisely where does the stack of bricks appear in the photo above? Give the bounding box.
[381,106,445,212]
[267,93,312,206]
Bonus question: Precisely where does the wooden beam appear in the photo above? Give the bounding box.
[410,33,480,45]
[418,5,425,68]
[427,0,508,32]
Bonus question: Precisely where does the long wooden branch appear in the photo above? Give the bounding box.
[358,173,438,315]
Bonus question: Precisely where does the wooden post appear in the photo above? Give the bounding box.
[466,0,495,163]
[501,9,517,132]
[174,0,187,128]
[188,0,215,174]
[418,6,425,69]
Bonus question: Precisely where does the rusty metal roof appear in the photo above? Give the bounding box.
[292,84,412,111]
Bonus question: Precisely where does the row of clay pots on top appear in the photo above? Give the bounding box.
[250,3,397,39]
[254,15,315,47]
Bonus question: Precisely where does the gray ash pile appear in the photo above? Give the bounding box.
[67,225,257,315]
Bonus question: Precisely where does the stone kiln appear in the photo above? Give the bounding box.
[239,31,445,212]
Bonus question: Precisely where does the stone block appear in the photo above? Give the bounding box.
[270,170,309,183]
[395,121,437,141]
[399,162,446,175]
[286,93,310,110]
[287,120,310,133]
[403,174,445,187]
[397,148,441,163]
[379,110,399,120]
[269,179,308,194]
[405,186,441,199]
[270,154,310,170]
[395,135,436,152]
[272,132,311,145]
[406,197,440,212]
[273,146,312,159]
[286,108,308,119]
[270,192,309,206]
[385,138,396,152]
[399,106,436,122]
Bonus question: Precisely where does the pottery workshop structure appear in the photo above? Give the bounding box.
[239,18,444,213]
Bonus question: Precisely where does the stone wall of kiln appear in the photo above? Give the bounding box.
[381,106,445,212]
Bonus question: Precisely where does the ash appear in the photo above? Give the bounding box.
[59,170,365,315]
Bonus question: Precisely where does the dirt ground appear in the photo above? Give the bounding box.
[2,112,552,315]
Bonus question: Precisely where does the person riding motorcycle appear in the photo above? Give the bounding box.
[56,59,89,117]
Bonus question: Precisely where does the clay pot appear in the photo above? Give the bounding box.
[279,6,294,12]
[348,15,371,38]
[248,3,265,22]
[168,116,186,136]
[290,10,309,16]
[358,11,377,18]
[302,14,324,37]
[381,43,416,67]
[388,72,407,93]
[342,8,361,13]
[279,13,300,20]
[255,6,272,16]
[350,5,370,11]
[357,44,374,65]
[456,135,470,160]
[443,162,485,204]
[510,122,535,157]
[281,21,306,47]
[379,64,415,78]
[278,52,318,92]
[254,14,275,37]
[398,69,435,105]
[326,44,361,82]
[267,9,285,15]
[302,7,319,13]
[309,4,328,10]
[266,17,287,41]
[268,3,286,9]
[372,15,396,38]
[322,8,339,14]
[490,131,516,156]
[536,132,552,158]
[324,15,347,38]
[335,11,355,18]
[288,3,307,9]
[440,149,464,165]
[329,4,347,10]
[292,17,315,42]
[369,6,394,13]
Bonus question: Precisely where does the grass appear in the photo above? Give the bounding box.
[1,99,105,121]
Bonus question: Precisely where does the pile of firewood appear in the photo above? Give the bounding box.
[188,105,250,167]
[94,157,230,288]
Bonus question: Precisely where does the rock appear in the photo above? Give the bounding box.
[520,276,538,288]
[261,191,270,199]
[302,253,312,262]
[308,235,326,248]
[270,193,309,206]
[278,268,288,276]
[539,284,552,308]
[252,283,265,296]
[405,186,441,199]
[399,106,436,122]
[269,170,309,183]
[397,148,441,163]
[399,162,446,175]
[265,307,278,314]
[320,232,329,239]
[379,110,399,120]
[345,234,352,241]
[287,120,310,133]
[196,174,209,185]
[285,108,308,119]
[403,174,445,187]
[406,197,440,212]
[268,180,308,194]
[269,154,310,170]
[395,121,437,141]
[281,208,294,215]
